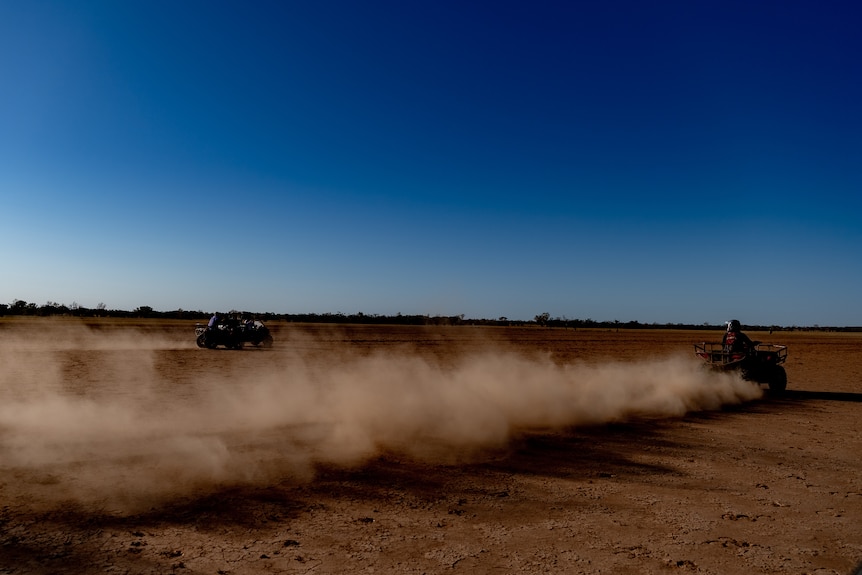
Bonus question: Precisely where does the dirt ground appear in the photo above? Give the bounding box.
[0,318,860,575]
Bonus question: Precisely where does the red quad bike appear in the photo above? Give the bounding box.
[694,341,788,392]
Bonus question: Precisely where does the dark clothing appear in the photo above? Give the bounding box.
[723,329,753,353]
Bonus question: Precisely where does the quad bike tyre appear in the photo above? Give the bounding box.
[768,365,787,392]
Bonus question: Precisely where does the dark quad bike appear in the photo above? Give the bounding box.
[195,320,274,350]
[694,341,788,392]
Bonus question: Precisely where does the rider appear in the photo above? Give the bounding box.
[722,319,754,354]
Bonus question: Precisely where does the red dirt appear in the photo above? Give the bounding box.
[1,319,860,574]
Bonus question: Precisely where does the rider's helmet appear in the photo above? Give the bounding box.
[726,319,741,332]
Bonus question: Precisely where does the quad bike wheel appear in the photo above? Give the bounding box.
[768,365,787,392]
[196,333,207,348]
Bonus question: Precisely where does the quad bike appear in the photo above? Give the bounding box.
[195,319,274,350]
[694,341,788,391]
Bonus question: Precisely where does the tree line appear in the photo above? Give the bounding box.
[1,299,858,331]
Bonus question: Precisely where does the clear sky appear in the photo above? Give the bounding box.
[2,1,861,326]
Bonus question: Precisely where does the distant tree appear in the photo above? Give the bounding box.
[134,305,154,317]
[534,312,550,327]
[38,301,69,316]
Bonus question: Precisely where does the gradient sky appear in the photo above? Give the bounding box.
[2,1,861,326]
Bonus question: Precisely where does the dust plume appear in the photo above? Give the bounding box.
[0,323,761,511]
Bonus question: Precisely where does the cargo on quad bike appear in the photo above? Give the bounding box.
[694,340,788,391]
[195,318,273,350]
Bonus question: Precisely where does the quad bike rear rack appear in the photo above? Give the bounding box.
[694,342,787,371]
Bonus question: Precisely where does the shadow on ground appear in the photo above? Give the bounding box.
[777,389,862,402]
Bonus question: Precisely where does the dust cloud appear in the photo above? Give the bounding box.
[0,324,761,511]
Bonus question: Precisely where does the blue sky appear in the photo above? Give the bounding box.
[2,1,861,326]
